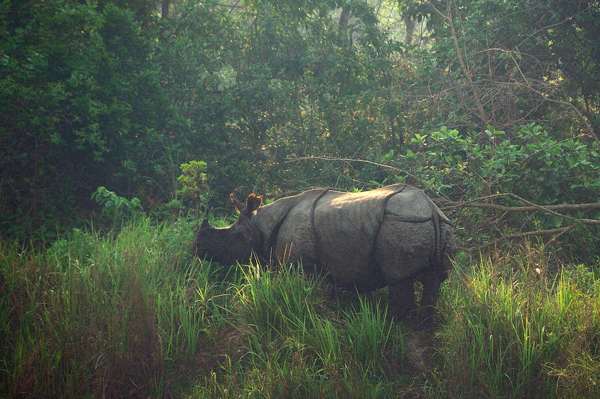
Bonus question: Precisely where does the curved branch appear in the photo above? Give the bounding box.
[284,155,452,200]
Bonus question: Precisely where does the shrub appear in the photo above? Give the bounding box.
[176,160,210,212]
[91,186,144,227]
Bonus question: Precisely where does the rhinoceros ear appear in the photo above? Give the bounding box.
[245,193,263,215]
[229,192,244,214]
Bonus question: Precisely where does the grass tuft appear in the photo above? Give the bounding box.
[435,252,600,398]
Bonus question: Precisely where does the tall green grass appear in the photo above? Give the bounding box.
[1,219,408,398]
[191,263,407,398]
[2,218,599,398]
[0,218,224,398]
[435,251,600,398]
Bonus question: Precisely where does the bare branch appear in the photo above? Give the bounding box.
[286,155,404,172]
[478,225,577,250]
[516,10,586,49]
[546,224,576,247]
[433,0,489,124]
[439,194,600,225]
[284,155,452,200]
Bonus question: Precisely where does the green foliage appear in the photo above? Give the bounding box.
[0,218,409,398]
[195,261,408,398]
[237,262,323,340]
[0,0,171,238]
[401,124,600,202]
[389,123,600,256]
[405,0,600,134]
[0,218,202,397]
[345,296,404,374]
[91,186,143,226]
[176,160,209,211]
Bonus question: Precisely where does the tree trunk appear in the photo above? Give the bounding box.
[339,6,351,44]
[161,0,170,18]
[403,15,415,45]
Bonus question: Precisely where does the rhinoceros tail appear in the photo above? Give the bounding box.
[426,195,451,277]
[432,204,455,280]
[431,206,442,272]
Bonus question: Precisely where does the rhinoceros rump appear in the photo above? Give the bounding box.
[194,184,455,321]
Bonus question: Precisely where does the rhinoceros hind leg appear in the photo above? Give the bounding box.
[417,270,443,328]
[388,278,416,320]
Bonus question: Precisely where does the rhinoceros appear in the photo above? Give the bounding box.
[194,184,455,320]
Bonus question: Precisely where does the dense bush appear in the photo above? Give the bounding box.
[0,0,172,238]
[393,124,600,257]
[398,124,600,202]
[2,1,599,252]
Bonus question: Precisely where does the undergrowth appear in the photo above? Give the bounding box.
[434,248,600,399]
[1,218,599,398]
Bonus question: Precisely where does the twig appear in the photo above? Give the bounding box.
[284,155,453,200]
[516,9,587,49]
[286,155,405,171]
[440,198,600,212]
[503,226,574,239]
[430,0,489,124]
[500,78,597,139]
[478,225,576,249]
[439,194,600,225]
[546,225,577,247]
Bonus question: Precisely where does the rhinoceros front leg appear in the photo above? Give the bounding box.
[388,278,416,319]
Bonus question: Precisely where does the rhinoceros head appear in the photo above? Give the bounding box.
[193,192,263,265]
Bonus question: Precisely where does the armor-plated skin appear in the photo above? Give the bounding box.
[194,184,455,322]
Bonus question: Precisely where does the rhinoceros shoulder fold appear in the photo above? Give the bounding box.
[253,189,325,236]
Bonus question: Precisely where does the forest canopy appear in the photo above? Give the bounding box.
[1,0,599,257]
